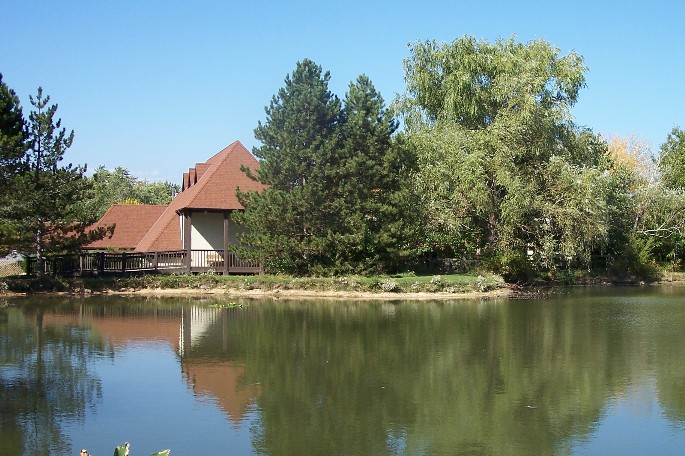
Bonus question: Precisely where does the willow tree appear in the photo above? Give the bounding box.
[397,36,625,278]
[626,128,685,267]
[658,127,685,190]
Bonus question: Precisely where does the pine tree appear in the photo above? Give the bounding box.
[328,75,415,272]
[237,60,341,274]
[237,62,414,275]
[0,74,27,180]
[0,74,28,255]
[9,88,110,273]
[252,59,341,189]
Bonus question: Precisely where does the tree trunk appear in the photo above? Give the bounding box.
[36,227,44,275]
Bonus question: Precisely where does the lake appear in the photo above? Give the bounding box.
[2,287,685,455]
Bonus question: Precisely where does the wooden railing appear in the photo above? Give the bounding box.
[26,250,262,277]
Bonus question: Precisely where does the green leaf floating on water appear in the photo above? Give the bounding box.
[209,302,245,308]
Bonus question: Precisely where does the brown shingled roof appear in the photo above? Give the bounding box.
[134,140,265,252]
[85,204,167,250]
[173,141,264,211]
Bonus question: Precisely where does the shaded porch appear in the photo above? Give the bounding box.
[26,249,262,276]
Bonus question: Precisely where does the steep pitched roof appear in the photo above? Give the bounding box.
[173,141,264,211]
[85,204,167,250]
[134,141,265,252]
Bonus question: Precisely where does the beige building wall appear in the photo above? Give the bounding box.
[189,212,245,249]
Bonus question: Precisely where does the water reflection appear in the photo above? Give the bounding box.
[2,289,685,455]
[0,301,106,455]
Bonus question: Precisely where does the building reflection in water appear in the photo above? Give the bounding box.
[180,306,260,425]
[41,303,259,425]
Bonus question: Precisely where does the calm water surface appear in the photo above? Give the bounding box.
[2,287,685,455]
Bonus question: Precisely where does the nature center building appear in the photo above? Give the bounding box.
[85,141,266,273]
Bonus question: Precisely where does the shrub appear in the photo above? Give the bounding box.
[491,252,537,284]
[380,279,401,292]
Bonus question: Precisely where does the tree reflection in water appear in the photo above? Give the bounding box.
[0,302,107,456]
[3,288,685,455]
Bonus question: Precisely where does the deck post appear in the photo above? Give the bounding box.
[223,211,229,275]
[98,252,105,275]
[121,252,127,273]
[152,251,159,271]
[184,211,192,272]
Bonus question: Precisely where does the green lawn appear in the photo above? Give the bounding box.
[3,271,507,294]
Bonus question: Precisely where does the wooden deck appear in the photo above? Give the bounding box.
[26,250,262,276]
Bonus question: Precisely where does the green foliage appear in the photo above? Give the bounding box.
[621,128,685,269]
[487,251,537,284]
[4,274,71,292]
[77,166,179,221]
[0,85,111,271]
[0,74,28,255]
[608,235,661,281]
[631,182,685,263]
[396,36,626,278]
[0,73,27,181]
[398,36,586,130]
[236,60,415,275]
[658,127,685,190]
[252,58,341,189]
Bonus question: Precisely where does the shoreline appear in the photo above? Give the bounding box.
[1,285,515,301]
[100,286,515,301]
[3,276,684,302]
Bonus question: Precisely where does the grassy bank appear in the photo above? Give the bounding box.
[1,271,506,295]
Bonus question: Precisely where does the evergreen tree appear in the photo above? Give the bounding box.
[328,75,415,272]
[0,73,26,180]
[237,59,340,274]
[236,61,413,275]
[9,88,110,273]
[252,58,341,189]
[0,74,28,254]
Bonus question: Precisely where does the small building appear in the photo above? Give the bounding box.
[83,140,266,274]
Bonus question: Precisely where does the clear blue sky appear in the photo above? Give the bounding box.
[1,0,683,182]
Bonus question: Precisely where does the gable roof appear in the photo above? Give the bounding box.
[134,141,265,252]
[85,204,167,250]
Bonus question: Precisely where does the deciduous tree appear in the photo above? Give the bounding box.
[397,36,625,278]
[605,134,654,184]
[76,166,179,221]
[627,128,685,267]
[658,127,685,190]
